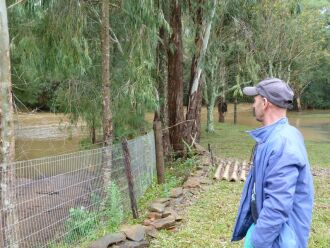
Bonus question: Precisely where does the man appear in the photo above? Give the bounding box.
[231,78,314,248]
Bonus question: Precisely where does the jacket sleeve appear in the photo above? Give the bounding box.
[251,140,300,248]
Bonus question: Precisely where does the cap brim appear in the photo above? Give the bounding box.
[243,87,258,96]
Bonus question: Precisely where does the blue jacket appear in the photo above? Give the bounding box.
[232,118,314,248]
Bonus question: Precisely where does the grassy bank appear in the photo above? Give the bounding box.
[150,122,330,248]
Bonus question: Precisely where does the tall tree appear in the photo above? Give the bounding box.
[156,0,171,158]
[100,0,112,194]
[0,1,19,247]
[185,0,217,143]
[168,0,184,153]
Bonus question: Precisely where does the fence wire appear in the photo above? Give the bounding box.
[0,132,156,248]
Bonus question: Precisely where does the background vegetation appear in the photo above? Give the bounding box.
[5,0,330,143]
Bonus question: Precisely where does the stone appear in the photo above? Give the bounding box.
[163,207,182,221]
[150,215,176,230]
[170,187,183,198]
[120,224,145,242]
[111,240,149,248]
[199,178,212,185]
[167,226,177,233]
[183,177,200,188]
[143,219,151,226]
[88,232,126,248]
[195,170,205,177]
[193,143,208,155]
[148,211,163,220]
[154,198,171,207]
[143,225,158,238]
[149,202,165,213]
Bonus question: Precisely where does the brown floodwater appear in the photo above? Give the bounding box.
[14,106,330,161]
[14,112,89,161]
[204,104,330,143]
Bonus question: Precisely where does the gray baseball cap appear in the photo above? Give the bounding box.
[243,78,294,109]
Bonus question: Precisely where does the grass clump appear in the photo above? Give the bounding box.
[125,153,199,225]
[61,182,124,246]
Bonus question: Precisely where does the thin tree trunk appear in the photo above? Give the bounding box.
[191,77,204,142]
[218,101,225,123]
[206,92,217,132]
[168,0,184,153]
[101,0,112,193]
[0,1,19,247]
[218,63,226,123]
[234,97,238,125]
[185,0,217,144]
[91,126,96,144]
[296,94,302,112]
[156,0,171,158]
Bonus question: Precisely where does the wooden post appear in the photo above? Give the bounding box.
[153,120,165,184]
[0,1,19,247]
[122,139,139,219]
[208,143,214,167]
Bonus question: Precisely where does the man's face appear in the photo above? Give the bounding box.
[253,95,266,122]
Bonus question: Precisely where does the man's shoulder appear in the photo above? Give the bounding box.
[267,123,304,150]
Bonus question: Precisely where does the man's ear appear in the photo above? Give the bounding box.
[263,97,269,108]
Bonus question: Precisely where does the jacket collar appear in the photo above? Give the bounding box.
[247,117,288,144]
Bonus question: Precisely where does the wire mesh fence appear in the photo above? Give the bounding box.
[0,131,156,248]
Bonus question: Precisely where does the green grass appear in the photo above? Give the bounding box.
[150,181,244,248]
[150,122,330,248]
[128,156,198,221]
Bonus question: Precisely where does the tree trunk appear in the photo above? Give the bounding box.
[206,92,217,132]
[218,64,227,123]
[0,1,19,247]
[185,0,217,144]
[168,0,184,153]
[217,97,225,123]
[101,0,112,192]
[186,78,205,144]
[296,94,302,112]
[91,126,96,144]
[156,0,171,158]
[234,97,238,125]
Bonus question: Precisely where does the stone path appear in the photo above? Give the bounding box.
[88,144,247,248]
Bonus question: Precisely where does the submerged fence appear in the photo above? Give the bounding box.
[0,132,156,248]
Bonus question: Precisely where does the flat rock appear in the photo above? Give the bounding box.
[143,225,158,238]
[120,224,145,242]
[149,202,165,213]
[195,170,205,177]
[148,212,163,220]
[183,177,200,188]
[193,143,208,155]
[150,215,176,230]
[143,219,151,226]
[88,232,126,248]
[200,178,212,185]
[163,207,182,221]
[111,240,149,248]
[170,187,183,198]
[154,198,170,206]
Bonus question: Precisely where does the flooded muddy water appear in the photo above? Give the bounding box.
[212,104,330,143]
[14,106,330,161]
[14,113,89,161]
